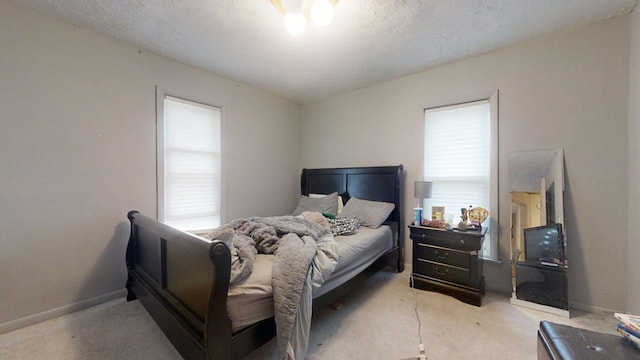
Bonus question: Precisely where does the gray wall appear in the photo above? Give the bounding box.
[301,17,630,312]
[1,1,637,331]
[0,1,301,331]
[628,7,640,314]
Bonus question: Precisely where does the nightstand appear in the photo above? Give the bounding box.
[409,225,486,306]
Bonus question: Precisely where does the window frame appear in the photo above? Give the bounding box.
[422,91,499,261]
[155,87,223,232]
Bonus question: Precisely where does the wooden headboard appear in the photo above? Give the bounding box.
[300,165,403,222]
[300,165,404,254]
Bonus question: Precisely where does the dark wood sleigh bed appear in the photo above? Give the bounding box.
[125,165,404,359]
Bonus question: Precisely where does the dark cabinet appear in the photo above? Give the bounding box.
[515,261,568,310]
[409,225,486,306]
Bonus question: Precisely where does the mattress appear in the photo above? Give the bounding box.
[227,225,393,332]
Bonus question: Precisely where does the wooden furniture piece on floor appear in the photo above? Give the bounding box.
[516,261,568,310]
[409,225,486,306]
[125,165,404,360]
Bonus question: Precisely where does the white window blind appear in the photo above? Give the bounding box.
[424,98,498,260]
[160,96,221,232]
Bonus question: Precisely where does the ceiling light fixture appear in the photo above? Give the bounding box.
[271,0,338,35]
[284,12,307,35]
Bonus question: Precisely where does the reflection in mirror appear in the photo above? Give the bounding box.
[509,149,565,263]
[509,148,569,317]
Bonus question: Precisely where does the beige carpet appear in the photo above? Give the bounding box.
[0,271,619,360]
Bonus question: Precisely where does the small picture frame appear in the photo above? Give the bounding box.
[432,206,445,221]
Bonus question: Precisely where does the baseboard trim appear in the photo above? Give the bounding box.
[0,289,127,335]
[510,296,571,318]
[568,300,617,316]
[486,283,512,295]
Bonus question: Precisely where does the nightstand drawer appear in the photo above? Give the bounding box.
[416,243,470,269]
[416,259,470,285]
[410,230,480,251]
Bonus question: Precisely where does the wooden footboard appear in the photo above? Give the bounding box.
[126,211,277,360]
[126,210,229,359]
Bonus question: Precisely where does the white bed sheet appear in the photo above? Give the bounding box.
[227,225,393,332]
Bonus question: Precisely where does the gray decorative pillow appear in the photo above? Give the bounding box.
[338,197,395,228]
[292,192,339,216]
[328,217,360,236]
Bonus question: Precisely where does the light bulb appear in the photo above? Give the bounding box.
[284,12,306,35]
[282,0,304,14]
[310,0,334,26]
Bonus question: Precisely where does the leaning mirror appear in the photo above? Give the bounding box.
[509,148,569,317]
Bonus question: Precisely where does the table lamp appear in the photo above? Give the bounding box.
[414,181,432,225]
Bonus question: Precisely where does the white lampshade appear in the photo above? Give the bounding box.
[414,181,433,199]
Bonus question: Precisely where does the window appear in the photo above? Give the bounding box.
[423,93,498,260]
[157,94,221,232]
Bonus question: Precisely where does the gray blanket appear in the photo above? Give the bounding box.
[205,216,338,359]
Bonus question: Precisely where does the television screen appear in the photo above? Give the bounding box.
[523,223,564,265]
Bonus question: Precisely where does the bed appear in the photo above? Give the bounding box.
[125,165,404,359]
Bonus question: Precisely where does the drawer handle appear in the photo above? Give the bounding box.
[421,234,426,238]
[459,239,465,245]
[434,266,448,276]
[435,250,449,259]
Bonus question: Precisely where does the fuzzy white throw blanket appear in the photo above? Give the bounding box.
[205,216,338,359]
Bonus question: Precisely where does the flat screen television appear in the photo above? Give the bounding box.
[523,223,564,265]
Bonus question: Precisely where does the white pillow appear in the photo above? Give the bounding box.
[337,197,395,228]
[309,193,344,214]
[292,192,339,216]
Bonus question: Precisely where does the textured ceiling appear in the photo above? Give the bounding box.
[10,0,638,103]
